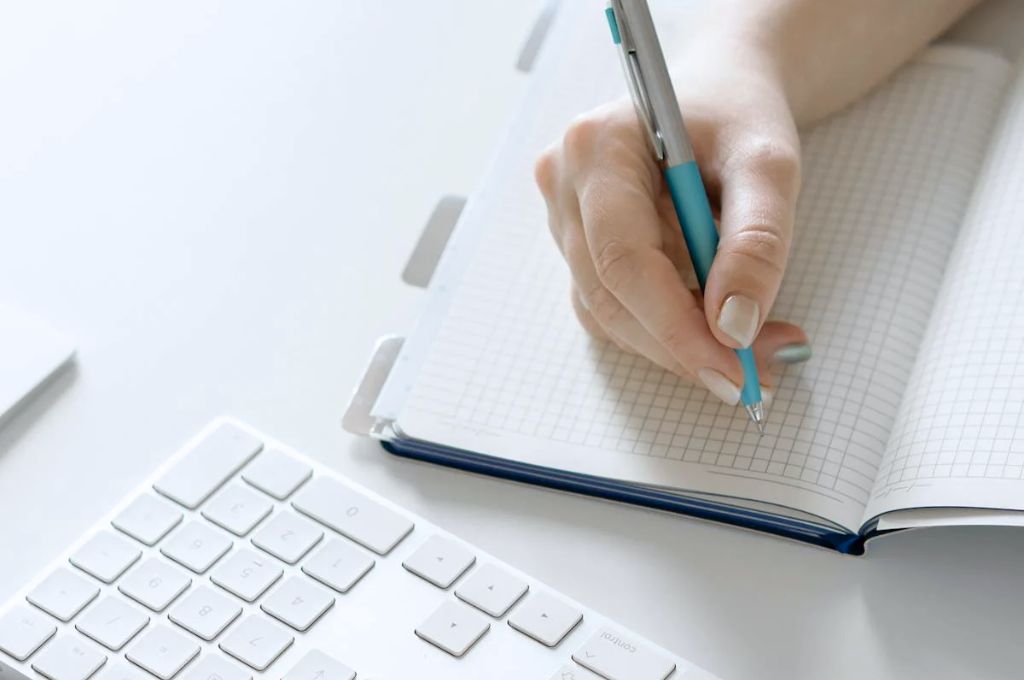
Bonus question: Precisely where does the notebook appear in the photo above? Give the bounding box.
[361,0,1024,554]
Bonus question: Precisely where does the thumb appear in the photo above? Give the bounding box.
[703,144,800,349]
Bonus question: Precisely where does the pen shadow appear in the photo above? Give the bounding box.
[0,359,78,461]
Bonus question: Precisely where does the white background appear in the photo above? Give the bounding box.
[2,2,1023,679]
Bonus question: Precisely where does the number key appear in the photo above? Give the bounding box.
[160,522,232,574]
[201,485,272,537]
[167,585,241,641]
[210,549,282,603]
[260,577,334,632]
[117,559,191,613]
[251,512,322,565]
[282,650,354,680]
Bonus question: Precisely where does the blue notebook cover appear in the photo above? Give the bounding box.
[381,437,875,555]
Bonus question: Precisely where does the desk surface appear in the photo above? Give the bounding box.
[2,2,1023,680]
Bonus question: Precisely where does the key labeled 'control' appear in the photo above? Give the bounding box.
[571,628,676,680]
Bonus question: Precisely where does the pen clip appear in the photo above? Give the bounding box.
[608,0,665,162]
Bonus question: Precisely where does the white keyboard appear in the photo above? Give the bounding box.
[0,419,717,680]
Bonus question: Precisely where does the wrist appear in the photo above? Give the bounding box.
[670,17,810,125]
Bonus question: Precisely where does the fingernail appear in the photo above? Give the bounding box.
[772,343,812,365]
[698,368,741,406]
[718,295,760,348]
[761,387,773,408]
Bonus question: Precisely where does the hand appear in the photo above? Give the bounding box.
[535,54,809,406]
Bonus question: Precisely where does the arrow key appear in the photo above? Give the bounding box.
[414,601,489,658]
[282,650,354,680]
[507,591,582,648]
[455,563,528,618]
[402,536,475,589]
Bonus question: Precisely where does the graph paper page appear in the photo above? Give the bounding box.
[868,58,1024,522]
[377,2,1010,531]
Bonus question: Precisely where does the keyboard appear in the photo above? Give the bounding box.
[0,419,717,680]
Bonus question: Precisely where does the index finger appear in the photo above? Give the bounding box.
[576,165,742,382]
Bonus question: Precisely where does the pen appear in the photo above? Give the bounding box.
[604,0,766,433]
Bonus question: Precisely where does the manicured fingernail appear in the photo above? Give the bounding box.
[698,368,741,406]
[718,295,760,348]
[773,343,812,364]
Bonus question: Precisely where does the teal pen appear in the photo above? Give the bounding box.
[605,0,766,432]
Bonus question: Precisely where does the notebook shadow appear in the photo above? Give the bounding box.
[855,527,1024,679]
[0,359,78,460]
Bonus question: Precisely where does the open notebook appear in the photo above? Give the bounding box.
[363,0,1024,554]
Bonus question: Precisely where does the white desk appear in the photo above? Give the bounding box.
[1,2,1022,679]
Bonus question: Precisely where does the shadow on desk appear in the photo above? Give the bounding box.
[0,361,78,458]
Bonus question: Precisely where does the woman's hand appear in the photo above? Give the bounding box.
[535,0,980,406]
[535,52,808,406]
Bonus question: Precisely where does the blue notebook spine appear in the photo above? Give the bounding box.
[381,438,868,555]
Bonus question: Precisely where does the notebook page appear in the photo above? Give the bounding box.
[868,58,1024,522]
[376,1,1009,532]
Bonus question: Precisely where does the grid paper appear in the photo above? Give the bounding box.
[391,5,1009,523]
[874,62,1024,498]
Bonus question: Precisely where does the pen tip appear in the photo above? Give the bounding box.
[745,402,767,436]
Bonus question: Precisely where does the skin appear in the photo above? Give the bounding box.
[536,0,982,401]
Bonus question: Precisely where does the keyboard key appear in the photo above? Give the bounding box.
[154,424,263,510]
[507,591,582,648]
[37,637,106,680]
[282,650,354,680]
[168,585,241,642]
[210,549,282,603]
[402,536,475,589]
[31,636,106,680]
[241,450,311,500]
[549,665,602,680]
[300,539,374,594]
[293,477,413,556]
[180,655,250,680]
[201,485,272,537]
[455,563,528,618]
[74,597,148,651]
[70,532,141,585]
[219,616,293,671]
[112,496,182,547]
[125,624,199,680]
[0,605,57,661]
[414,601,489,658]
[251,512,322,564]
[27,569,100,622]
[118,559,191,612]
[572,628,675,680]
[160,522,232,574]
[92,661,149,680]
[260,577,334,632]
[0,658,32,680]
